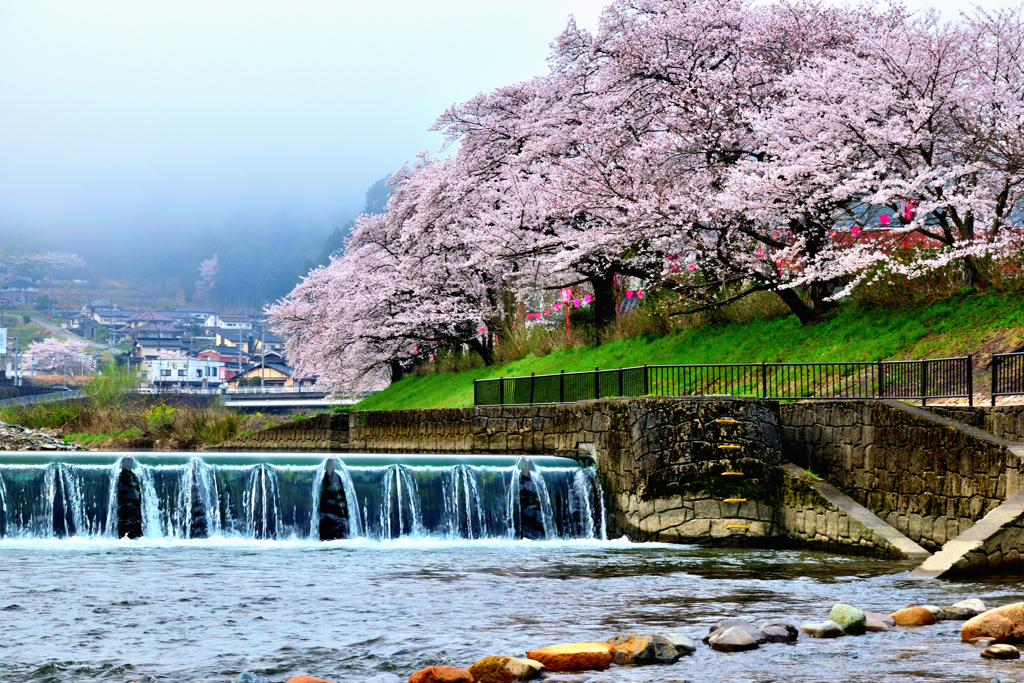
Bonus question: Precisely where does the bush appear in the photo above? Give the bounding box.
[22,315,31,325]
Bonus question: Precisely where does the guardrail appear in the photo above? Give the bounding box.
[0,389,87,409]
[474,357,974,407]
[992,352,1024,405]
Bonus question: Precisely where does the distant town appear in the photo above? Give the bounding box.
[1,273,311,392]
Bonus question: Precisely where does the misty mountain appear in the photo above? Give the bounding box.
[300,175,392,276]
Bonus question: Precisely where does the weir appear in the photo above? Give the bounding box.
[0,452,604,542]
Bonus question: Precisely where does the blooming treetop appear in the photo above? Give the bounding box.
[26,338,92,374]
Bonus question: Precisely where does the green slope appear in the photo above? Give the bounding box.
[356,291,1024,411]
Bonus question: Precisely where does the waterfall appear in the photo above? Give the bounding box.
[0,455,605,542]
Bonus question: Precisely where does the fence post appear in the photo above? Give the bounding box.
[967,355,974,407]
[643,364,649,395]
[761,362,767,399]
[529,372,535,405]
[499,376,505,406]
[992,355,999,407]
[594,366,600,400]
[473,379,478,406]
[876,360,883,398]
[559,369,565,403]
[920,360,928,407]
[618,366,624,396]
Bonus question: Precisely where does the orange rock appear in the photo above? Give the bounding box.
[962,602,1024,643]
[408,666,475,683]
[889,606,937,626]
[286,677,334,683]
[525,643,613,671]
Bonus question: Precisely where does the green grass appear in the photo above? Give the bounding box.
[357,290,1024,411]
[64,428,142,445]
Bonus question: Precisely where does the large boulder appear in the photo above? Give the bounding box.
[890,606,936,627]
[757,620,798,643]
[827,605,867,636]
[525,643,613,671]
[408,667,475,683]
[963,602,1024,643]
[606,634,680,665]
[708,627,759,652]
[703,619,766,645]
[468,656,543,683]
[799,620,845,638]
[664,634,696,655]
[981,644,1021,660]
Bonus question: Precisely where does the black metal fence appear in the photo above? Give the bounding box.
[992,352,1024,406]
[474,357,977,407]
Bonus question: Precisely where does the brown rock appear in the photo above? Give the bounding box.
[982,644,1020,659]
[408,667,474,683]
[287,677,334,683]
[525,643,613,671]
[889,606,937,626]
[469,656,543,683]
[962,602,1024,643]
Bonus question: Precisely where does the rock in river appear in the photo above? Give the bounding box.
[827,605,867,635]
[982,644,1021,660]
[664,634,696,655]
[409,667,475,683]
[950,599,987,619]
[526,643,613,671]
[799,620,845,638]
[469,656,543,683]
[963,602,1024,643]
[757,620,798,643]
[607,633,680,665]
[286,677,334,683]
[890,606,936,627]
[703,619,766,645]
[708,627,759,652]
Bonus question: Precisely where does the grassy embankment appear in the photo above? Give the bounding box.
[357,290,1024,412]
[0,373,275,450]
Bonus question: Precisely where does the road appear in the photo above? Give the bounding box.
[30,317,113,351]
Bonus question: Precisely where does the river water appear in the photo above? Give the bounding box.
[1,538,1022,683]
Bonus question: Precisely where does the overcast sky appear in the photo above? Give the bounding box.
[0,0,1009,245]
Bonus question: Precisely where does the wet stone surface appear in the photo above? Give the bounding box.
[0,422,81,451]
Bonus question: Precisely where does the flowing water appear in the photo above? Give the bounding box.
[0,454,1022,683]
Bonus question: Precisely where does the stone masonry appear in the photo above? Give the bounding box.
[781,400,1023,552]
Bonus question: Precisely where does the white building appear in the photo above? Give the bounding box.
[148,358,226,389]
[202,313,252,330]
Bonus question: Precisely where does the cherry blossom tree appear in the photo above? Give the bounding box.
[195,253,219,305]
[26,338,92,374]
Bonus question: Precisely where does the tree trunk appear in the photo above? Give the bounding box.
[389,359,404,384]
[589,272,617,341]
[468,337,495,366]
[773,288,817,325]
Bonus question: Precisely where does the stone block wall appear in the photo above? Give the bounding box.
[215,413,351,451]
[780,400,1022,552]
[928,406,1024,443]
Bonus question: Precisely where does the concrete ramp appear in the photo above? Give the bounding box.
[910,476,1024,579]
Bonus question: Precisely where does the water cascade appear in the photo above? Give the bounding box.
[0,453,604,541]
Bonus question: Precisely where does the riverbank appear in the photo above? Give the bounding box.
[356,290,1024,412]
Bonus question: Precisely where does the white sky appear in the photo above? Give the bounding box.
[0,0,1010,243]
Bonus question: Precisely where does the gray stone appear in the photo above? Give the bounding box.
[827,604,867,635]
[703,618,766,645]
[541,676,590,683]
[863,611,895,627]
[663,634,696,655]
[708,627,759,652]
[988,678,1016,683]
[950,599,987,618]
[971,637,997,648]
[865,615,894,632]
[799,620,845,638]
[982,644,1020,660]
[756,620,798,643]
[922,605,953,621]
[233,675,271,683]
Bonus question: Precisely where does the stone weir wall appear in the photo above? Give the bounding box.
[780,400,1023,552]
[927,405,1024,443]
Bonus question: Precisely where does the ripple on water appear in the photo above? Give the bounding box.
[0,540,1022,682]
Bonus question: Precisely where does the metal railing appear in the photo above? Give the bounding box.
[0,389,87,409]
[992,352,1024,405]
[474,357,974,407]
